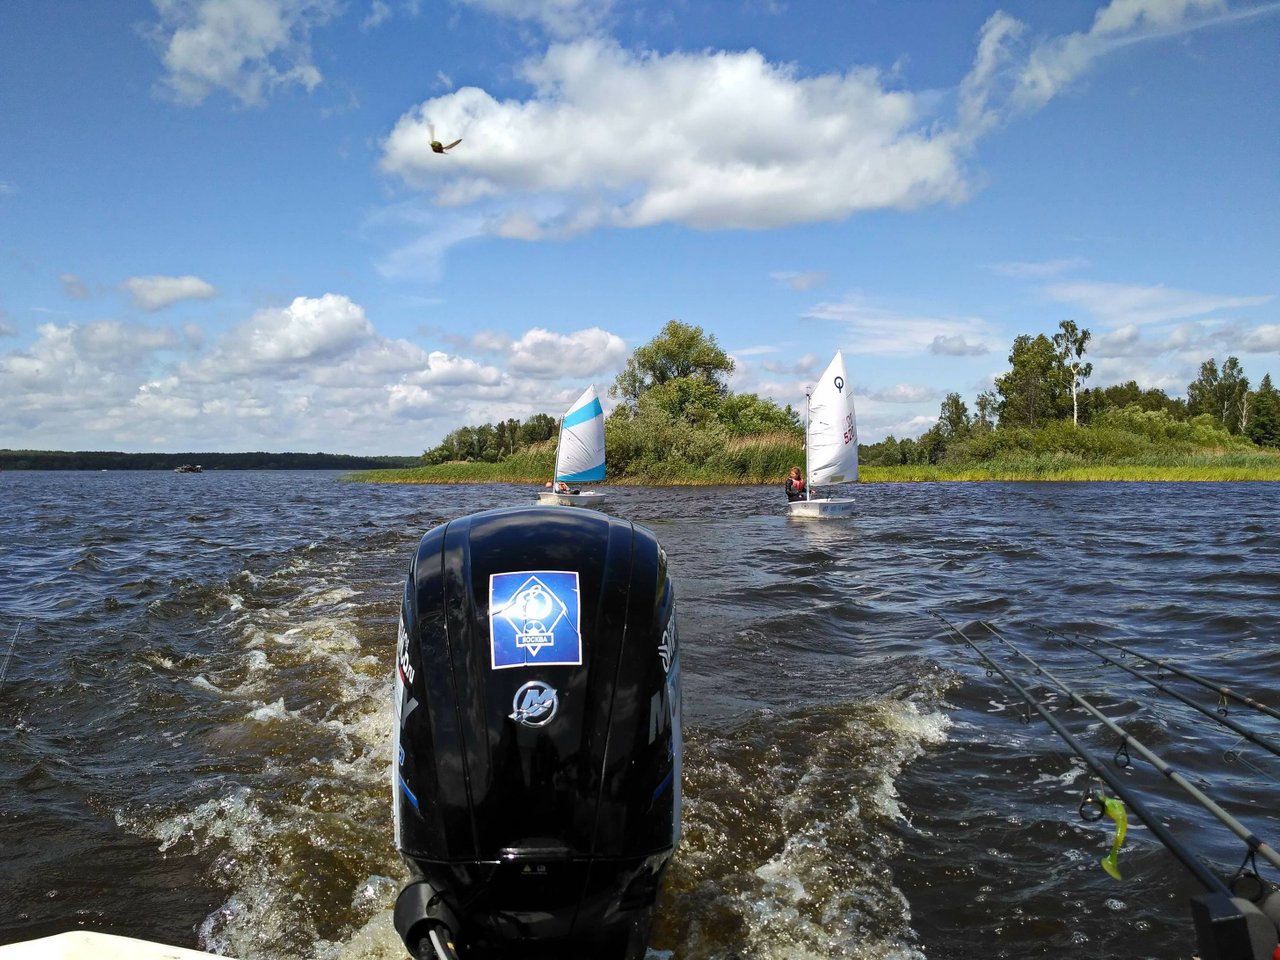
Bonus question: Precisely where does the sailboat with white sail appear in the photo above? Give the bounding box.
[788,350,858,518]
[536,384,607,507]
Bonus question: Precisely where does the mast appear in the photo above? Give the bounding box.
[550,413,564,489]
[804,390,812,501]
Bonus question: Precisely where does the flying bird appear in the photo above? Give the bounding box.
[430,123,461,154]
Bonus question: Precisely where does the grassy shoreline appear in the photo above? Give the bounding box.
[349,459,1280,485]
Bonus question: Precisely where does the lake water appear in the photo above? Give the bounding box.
[1,471,1278,959]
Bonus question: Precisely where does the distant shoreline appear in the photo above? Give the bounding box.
[0,450,419,471]
[348,462,1280,484]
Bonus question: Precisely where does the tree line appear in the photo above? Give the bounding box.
[863,320,1280,466]
[422,320,801,471]
[0,450,420,471]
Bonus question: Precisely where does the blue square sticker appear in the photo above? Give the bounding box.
[489,570,583,670]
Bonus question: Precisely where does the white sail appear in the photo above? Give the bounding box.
[806,351,858,487]
[554,385,606,483]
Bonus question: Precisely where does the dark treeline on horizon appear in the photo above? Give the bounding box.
[0,450,420,471]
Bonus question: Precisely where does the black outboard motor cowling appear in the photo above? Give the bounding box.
[393,507,681,960]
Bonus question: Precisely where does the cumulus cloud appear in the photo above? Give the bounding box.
[0,292,632,453]
[187,293,375,380]
[928,334,990,356]
[506,326,628,378]
[123,274,218,311]
[0,321,14,337]
[1044,280,1273,326]
[1244,325,1280,353]
[380,39,970,234]
[148,0,336,106]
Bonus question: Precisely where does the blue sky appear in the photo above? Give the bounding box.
[1,0,1277,455]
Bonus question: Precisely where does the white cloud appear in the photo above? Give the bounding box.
[988,257,1088,279]
[0,321,14,337]
[61,273,90,299]
[805,295,1000,356]
[771,271,826,291]
[148,0,336,106]
[870,383,938,404]
[123,274,218,311]
[928,334,990,356]
[1012,0,1226,111]
[380,39,969,233]
[1244,325,1280,353]
[1044,280,1273,326]
[0,293,635,453]
[457,0,613,37]
[506,326,628,378]
[759,353,820,376]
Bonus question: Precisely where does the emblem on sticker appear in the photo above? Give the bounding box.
[489,571,582,669]
[510,681,559,727]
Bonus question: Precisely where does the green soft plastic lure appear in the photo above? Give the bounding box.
[1100,795,1128,880]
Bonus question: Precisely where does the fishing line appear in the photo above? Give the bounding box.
[1223,736,1280,787]
[1075,631,1280,724]
[1049,629,1280,761]
[977,621,1280,874]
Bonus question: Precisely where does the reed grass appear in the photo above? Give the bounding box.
[348,422,1280,485]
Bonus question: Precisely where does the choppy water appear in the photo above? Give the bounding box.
[1,471,1277,959]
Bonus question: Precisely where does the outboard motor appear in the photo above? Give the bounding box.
[392,506,681,960]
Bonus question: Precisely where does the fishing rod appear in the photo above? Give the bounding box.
[975,622,1280,874]
[1047,629,1280,761]
[0,623,19,692]
[1076,631,1280,724]
[931,612,1232,896]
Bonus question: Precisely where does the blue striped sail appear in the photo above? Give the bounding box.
[554,385,606,483]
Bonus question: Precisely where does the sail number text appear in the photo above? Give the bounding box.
[841,414,855,445]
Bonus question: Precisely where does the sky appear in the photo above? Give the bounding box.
[1,0,1278,456]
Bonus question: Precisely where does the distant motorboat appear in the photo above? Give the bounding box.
[174,464,203,474]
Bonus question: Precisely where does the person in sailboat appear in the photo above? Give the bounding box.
[785,466,806,502]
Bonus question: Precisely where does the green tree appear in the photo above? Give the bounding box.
[519,413,558,445]
[937,392,971,440]
[1052,320,1093,426]
[1188,356,1250,434]
[1080,380,1184,423]
[974,390,998,432]
[611,320,735,412]
[1248,374,1280,448]
[995,334,1067,428]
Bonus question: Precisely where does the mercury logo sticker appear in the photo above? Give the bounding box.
[489,571,582,670]
[658,615,677,675]
[510,681,559,727]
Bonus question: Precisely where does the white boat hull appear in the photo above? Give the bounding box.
[787,497,856,518]
[0,931,227,959]
[535,490,606,507]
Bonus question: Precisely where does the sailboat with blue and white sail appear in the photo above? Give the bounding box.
[536,385,607,506]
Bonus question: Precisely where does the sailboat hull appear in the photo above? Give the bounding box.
[536,490,607,508]
[787,497,856,518]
